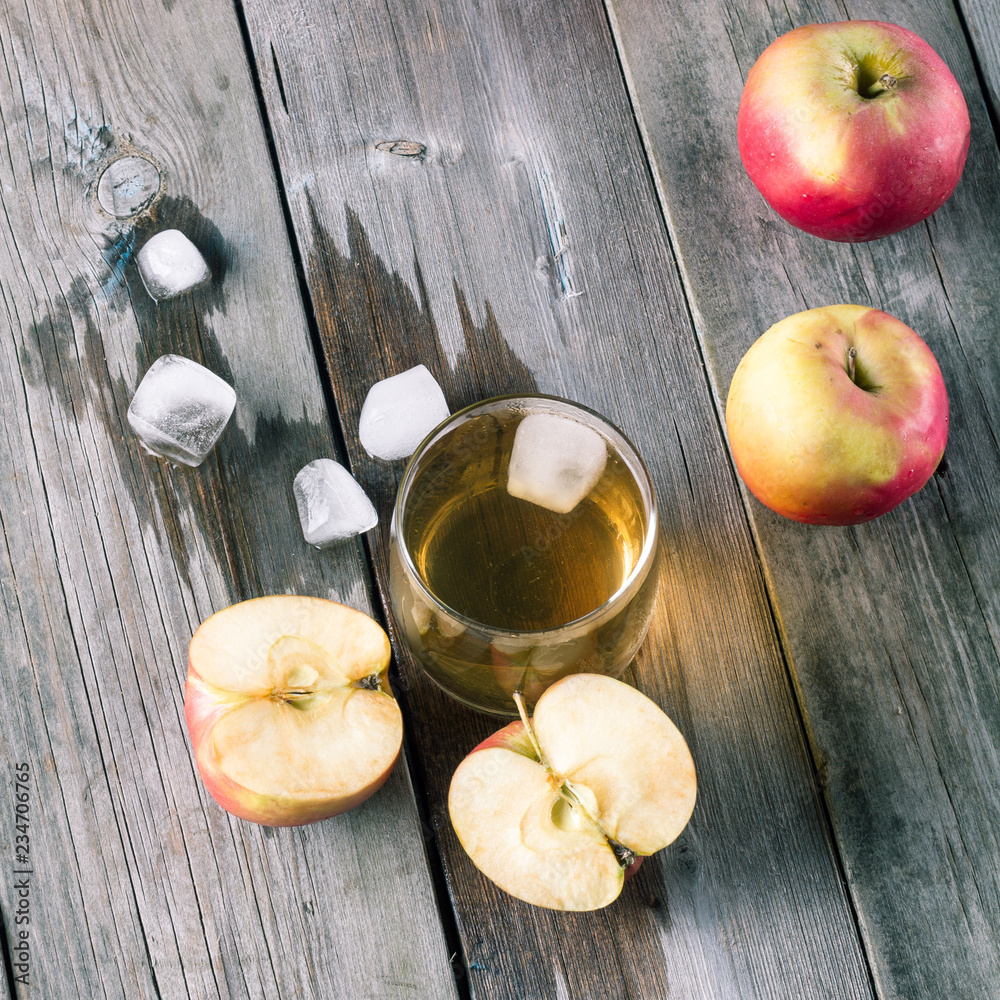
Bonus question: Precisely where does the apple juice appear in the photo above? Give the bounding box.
[388,396,659,716]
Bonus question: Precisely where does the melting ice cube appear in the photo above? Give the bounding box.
[137,229,211,301]
[507,413,607,514]
[358,364,449,460]
[127,355,236,466]
[293,459,378,547]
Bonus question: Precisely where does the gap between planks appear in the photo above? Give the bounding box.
[229,1,473,996]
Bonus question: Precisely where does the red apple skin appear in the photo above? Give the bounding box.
[469,719,538,758]
[468,719,643,880]
[726,305,948,525]
[738,21,970,242]
[184,673,400,828]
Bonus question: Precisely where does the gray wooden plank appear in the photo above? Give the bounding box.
[0,1,457,997]
[606,0,1000,996]
[957,0,1000,127]
[240,0,878,997]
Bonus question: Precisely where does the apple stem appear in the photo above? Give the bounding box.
[512,690,545,762]
[848,347,858,384]
[860,71,897,98]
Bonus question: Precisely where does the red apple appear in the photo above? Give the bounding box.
[185,595,402,826]
[738,21,970,241]
[448,674,696,911]
[726,305,948,525]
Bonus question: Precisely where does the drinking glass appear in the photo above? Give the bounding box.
[388,395,658,716]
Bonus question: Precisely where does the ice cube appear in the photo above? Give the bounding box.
[507,413,607,514]
[293,459,378,547]
[137,229,211,301]
[358,365,450,460]
[127,355,236,466]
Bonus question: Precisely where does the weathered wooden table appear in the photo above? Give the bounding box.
[3,0,999,997]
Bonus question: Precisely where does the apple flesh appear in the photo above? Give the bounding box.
[448,674,696,911]
[185,595,402,826]
[726,305,948,525]
[738,21,970,242]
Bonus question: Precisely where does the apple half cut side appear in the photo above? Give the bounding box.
[185,595,402,826]
[448,674,697,911]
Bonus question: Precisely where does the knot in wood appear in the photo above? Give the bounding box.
[376,139,426,158]
[97,154,162,218]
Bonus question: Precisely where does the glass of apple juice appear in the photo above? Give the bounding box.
[388,395,659,716]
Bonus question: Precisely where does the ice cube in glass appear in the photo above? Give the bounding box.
[507,412,608,513]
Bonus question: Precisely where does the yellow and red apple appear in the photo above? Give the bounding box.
[448,674,697,911]
[185,595,402,826]
[738,21,970,241]
[726,305,948,525]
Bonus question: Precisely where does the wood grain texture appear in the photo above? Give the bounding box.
[240,0,878,996]
[957,0,1000,128]
[607,0,1000,996]
[0,1,457,997]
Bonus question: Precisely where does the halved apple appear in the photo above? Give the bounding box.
[185,595,402,826]
[448,673,696,910]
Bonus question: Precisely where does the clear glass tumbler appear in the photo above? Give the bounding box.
[388,395,659,716]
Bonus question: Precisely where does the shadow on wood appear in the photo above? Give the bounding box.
[19,198,333,604]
